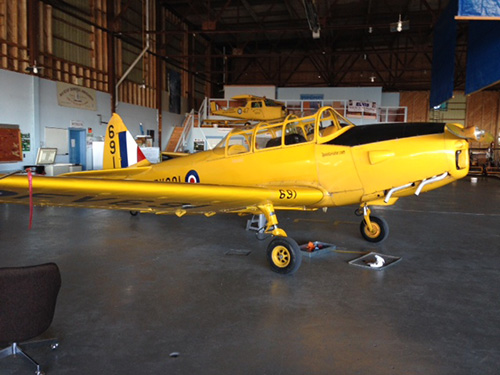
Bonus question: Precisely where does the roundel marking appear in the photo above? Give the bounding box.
[185,170,200,183]
[237,108,242,115]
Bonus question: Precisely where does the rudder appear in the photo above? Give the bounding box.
[103,113,147,169]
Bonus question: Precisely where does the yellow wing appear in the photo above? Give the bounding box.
[0,175,324,215]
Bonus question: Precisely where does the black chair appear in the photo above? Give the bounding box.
[0,263,61,375]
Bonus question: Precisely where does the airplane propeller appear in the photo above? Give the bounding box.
[482,132,495,144]
[445,123,494,143]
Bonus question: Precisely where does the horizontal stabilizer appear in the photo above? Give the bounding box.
[61,165,151,179]
[161,152,189,160]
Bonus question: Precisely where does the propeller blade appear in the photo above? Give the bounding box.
[445,123,489,142]
[482,132,495,144]
[445,123,466,139]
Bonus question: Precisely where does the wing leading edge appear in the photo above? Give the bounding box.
[0,175,324,215]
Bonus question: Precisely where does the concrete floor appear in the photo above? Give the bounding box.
[1,177,499,375]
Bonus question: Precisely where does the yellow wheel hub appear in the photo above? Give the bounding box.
[271,245,291,268]
[364,222,381,239]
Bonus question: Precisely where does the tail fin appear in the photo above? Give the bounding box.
[103,113,148,169]
[210,101,219,113]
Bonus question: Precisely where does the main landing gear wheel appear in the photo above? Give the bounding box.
[267,236,302,275]
[130,211,139,216]
[360,216,389,243]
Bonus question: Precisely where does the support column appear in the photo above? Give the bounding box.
[27,0,39,70]
[156,3,163,149]
[106,0,116,113]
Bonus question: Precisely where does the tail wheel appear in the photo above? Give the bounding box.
[266,237,302,274]
[360,216,389,243]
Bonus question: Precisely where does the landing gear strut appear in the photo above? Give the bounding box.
[258,203,302,274]
[358,205,389,243]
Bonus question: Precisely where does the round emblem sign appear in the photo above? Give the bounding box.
[185,170,200,183]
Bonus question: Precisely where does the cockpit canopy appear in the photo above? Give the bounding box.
[214,107,354,156]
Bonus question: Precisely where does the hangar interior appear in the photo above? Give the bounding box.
[1,1,500,374]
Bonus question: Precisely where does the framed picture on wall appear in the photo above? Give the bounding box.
[0,124,22,162]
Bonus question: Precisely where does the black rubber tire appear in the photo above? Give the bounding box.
[130,211,139,216]
[360,216,389,243]
[266,236,302,274]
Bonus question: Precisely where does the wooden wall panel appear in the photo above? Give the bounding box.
[399,91,430,122]
[0,0,6,68]
[0,0,202,112]
[18,0,27,72]
[466,91,500,147]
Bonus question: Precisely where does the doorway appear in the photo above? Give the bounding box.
[69,128,86,170]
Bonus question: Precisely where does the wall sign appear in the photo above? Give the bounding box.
[57,82,97,111]
[347,100,377,118]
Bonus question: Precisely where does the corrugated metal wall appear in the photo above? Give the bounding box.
[0,0,212,110]
[52,0,92,67]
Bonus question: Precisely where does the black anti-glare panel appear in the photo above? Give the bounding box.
[328,122,445,147]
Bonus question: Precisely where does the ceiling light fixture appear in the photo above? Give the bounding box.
[370,75,376,83]
[397,14,403,32]
[390,14,409,33]
[26,61,41,74]
[303,0,320,39]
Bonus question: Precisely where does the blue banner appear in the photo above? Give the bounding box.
[430,0,458,108]
[465,20,500,94]
[458,0,500,18]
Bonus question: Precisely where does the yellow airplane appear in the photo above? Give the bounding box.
[0,107,487,274]
[210,95,287,121]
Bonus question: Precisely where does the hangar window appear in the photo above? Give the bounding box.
[264,99,282,107]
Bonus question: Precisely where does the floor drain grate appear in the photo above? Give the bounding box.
[348,252,401,270]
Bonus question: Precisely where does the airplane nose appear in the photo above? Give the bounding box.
[455,149,468,170]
